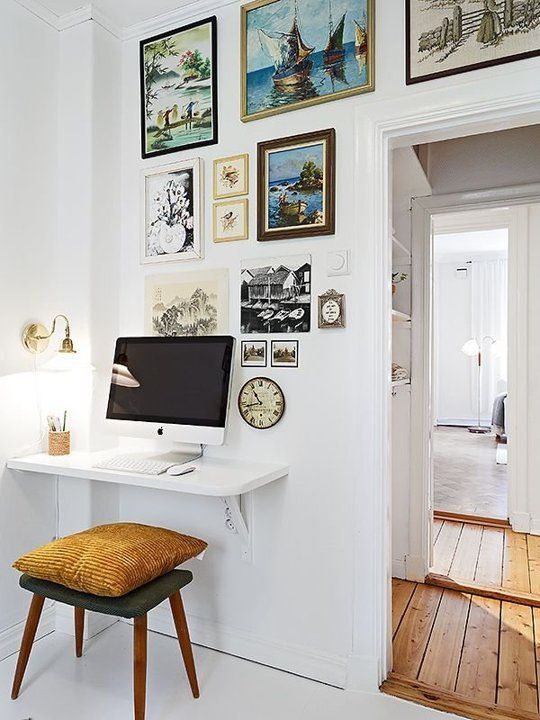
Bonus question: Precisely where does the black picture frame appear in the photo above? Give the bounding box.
[140,16,218,159]
[406,0,540,85]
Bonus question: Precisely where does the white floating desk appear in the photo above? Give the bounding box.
[7,452,289,563]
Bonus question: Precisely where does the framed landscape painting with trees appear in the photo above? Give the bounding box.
[257,128,335,241]
[140,17,218,158]
[407,0,540,84]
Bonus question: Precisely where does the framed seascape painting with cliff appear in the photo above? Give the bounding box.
[140,17,218,158]
[257,128,335,241]
[241,0,374,122]
[407,0,540,85]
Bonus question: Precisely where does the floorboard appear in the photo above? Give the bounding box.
[474,527,505,587]
[392,579,416,637]
[434,521,463,576]
[498,601,538,713]
[449,524,483,582]
[418,589,470,691]
[503,529,531,594]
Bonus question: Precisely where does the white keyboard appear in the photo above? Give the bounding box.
[94,455,174,475]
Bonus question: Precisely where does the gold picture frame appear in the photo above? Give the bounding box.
[213,153,249,199]
[241,0,375,123]
[213,199,249,242]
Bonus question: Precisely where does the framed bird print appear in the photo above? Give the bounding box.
[214,154,249,199]
[140,16,218,158]
[241,0,374,122]
[213,199,249,242]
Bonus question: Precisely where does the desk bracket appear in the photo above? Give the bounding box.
[222,493,253,563]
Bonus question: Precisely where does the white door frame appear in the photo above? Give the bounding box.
[367,94,540,684]
[410,190,537,583]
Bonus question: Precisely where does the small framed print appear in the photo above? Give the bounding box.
[142,158,203,264]
[214,154,249,199]
[241,340,267,367]
[213,199,248,243]
[318,289,345,329]
[271,340,298,368]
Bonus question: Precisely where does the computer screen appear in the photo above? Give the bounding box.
[106,336,234,428]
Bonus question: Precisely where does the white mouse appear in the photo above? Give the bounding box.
[167,465,197,476]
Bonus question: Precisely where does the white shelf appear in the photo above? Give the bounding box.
[392,379,410,387]
[392,309,411,324]
[7,451,290,563]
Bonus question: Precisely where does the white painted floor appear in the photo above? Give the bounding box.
[0,623,453,720]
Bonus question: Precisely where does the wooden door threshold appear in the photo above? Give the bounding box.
[425,572,540,608]
[381,673,540,720]
[434,510,510,528]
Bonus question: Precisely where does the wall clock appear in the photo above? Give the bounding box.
[318,289,345,328]
[238,377,285,429]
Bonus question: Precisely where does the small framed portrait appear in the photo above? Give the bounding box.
[271,340,299,368]
[213,199,249,243]
[142,158,203,264]
[241,340,267,367]
[214,154,249,199]
[257,128,335,242]
[318,289,345,328]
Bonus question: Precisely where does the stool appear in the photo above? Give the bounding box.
[12,570,199,720]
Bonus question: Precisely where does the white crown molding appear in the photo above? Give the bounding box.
[122,0,237,41]
[14,0,122,37]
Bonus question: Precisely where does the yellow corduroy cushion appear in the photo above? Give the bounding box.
[13,523,207,597]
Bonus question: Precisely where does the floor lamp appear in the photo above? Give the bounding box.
[461,336,498,434]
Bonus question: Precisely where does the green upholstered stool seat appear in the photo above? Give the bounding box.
[19,569,193,619]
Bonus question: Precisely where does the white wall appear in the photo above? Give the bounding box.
[0,1,60,653]
[426,126,540,195]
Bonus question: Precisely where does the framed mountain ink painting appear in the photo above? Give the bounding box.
[407,0,540,84]
[241,0,374,122]
[140,16,218,158]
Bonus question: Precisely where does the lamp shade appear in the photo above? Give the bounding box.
[461,338,480,357]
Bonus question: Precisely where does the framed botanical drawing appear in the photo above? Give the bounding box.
[141,159,202,264]
[257,128,335,241]
[214,154,249,198]
[241,0,374,122]
[140,16,218,158]
[213,199,249,242]
[145,269,229,336]
[406,1,540,85]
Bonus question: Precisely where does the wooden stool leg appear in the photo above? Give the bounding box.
[11,594,45,700]
[169,592,200,698]
[75,607,85,657]
[133,614,147,720]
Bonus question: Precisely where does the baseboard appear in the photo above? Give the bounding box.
[0,605,55,662]
[404,555,426,582]
[392,558,407,580]
[147,605,348,688]
[529,517,540,536]
[510,511,531,534]
[435,419,491,427]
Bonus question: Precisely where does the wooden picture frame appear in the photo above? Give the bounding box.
[241,0,375,122]
[213,154,249,199]
[318,289,345,328]
[406,0,540,85]
[257,128,335,242]
[213,199,249,242]
[140,16,218,159]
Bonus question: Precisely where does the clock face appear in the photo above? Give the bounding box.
[322,299,341,323]
[238,377,285,429]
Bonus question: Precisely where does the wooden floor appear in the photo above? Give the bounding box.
[432,519,540,594]
[390,578,540,717]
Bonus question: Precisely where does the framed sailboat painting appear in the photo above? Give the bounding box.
[241,0,374,122]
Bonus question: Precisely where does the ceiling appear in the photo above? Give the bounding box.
[35,0,198,27]
[434,229,508,261]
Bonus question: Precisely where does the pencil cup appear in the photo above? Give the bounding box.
[48,431,70,456]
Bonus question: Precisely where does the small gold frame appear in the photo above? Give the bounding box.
[318,289,345,329]
[213,154,249,199]
[213,199,249,242]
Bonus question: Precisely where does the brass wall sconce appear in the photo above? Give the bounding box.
[22,315,77,355]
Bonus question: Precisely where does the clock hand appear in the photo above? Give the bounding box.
[244,401,263,408]
[252,390,262,403]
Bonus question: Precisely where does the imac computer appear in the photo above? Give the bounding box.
[100,336,235,474]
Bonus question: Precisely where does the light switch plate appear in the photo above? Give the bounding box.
[327,250,350,277]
